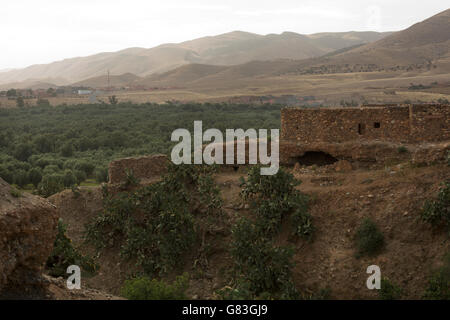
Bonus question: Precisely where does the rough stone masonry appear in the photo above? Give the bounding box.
[280,104,450,165]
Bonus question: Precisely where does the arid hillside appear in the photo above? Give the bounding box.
[133,9,450,90]
[0,30,390,86]
[48,159,449,299]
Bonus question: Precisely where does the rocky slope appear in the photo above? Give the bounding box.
[0,178,58,294]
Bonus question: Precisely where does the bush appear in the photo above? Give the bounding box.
[379,278,403,300]
[85,164,220,275]
[74,169,87,184]
[421,181,450,234]
[13,169,29,188]
[240,166,312,239]
[355,218,384,257]
[94,167,109,183]
[46,220,98,277]
[60,143,74,157]
[397,146,408,153]
[10,187,22,198]
[63,170,77,187]
[28,167,43,187]
[120,273,189,300]
[38,174,65,197]
[423,253,450,300]
[230,217,297,298]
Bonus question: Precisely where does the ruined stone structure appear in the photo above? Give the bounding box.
[108,154,169,184]
[281,104,450,165]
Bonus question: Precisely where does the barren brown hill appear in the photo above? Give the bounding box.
[0,31,390,86]
[71,73,142,88]
[133,9,450,89]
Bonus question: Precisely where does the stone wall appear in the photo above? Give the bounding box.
[282,104,449,144]
[280,104,450,164]
[108,154,169,184]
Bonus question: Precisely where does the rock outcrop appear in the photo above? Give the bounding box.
[0,178,58,293]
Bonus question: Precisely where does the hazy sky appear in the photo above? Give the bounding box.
[1,0,448,70]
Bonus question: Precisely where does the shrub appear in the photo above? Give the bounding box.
[85,164,219,276]
[28,167,43,187]
[94,167,109,183]
[46,220,98,277]
[397,146,408,153]
[63,170,77,188]
[38,174,65,197]
[379,278,403,300]
[13,169,29,188]
[74,169,87,184]
[423,253,450,300]
[10,187,22,198]
[421,181,450,234]
[120,273,189,300]
[355,218,384,257]
[240,166,312,239]
[60,143,74,157]
[230,217,297,298]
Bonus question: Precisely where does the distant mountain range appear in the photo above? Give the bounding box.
[1,8,449,91]
[130,8,450,89]
[0,31,391,87]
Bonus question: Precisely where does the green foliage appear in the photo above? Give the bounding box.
[379,278,403,300]
[230,218,297,298]
[60,142,74,157]
[108,95,118,105]
[120,273,189,300]
[94,167,109,183]
[123,168,140,188]
[397,146,408,153]
[14,143,34,162]
[46,220,98,277]
[354,218,384,257]
[10,187,22,198]
[423,253,450,300]
[85,164,221,276]
[240,165,312,239]
[0,102,281,197]
[16,97,25,108]
[13,169,29,188]
[38,174,65,197]
[421,181,450,234]
[28,167,43,187]
[226,166,313,299]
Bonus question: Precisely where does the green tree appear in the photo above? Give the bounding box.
[13,169,29,188]
[16,97,25,108]
[6,89,16,97]
[60,143,74,157]
[28,167,43,188]
[14,143,34,161]
[38,174,64,197]
[108,95,118,105]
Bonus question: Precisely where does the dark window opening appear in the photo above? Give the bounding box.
[358,123,366,135]
[374,122,381,128]
[291,151,338,166]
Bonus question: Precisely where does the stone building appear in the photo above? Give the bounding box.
[280,104,450,165]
